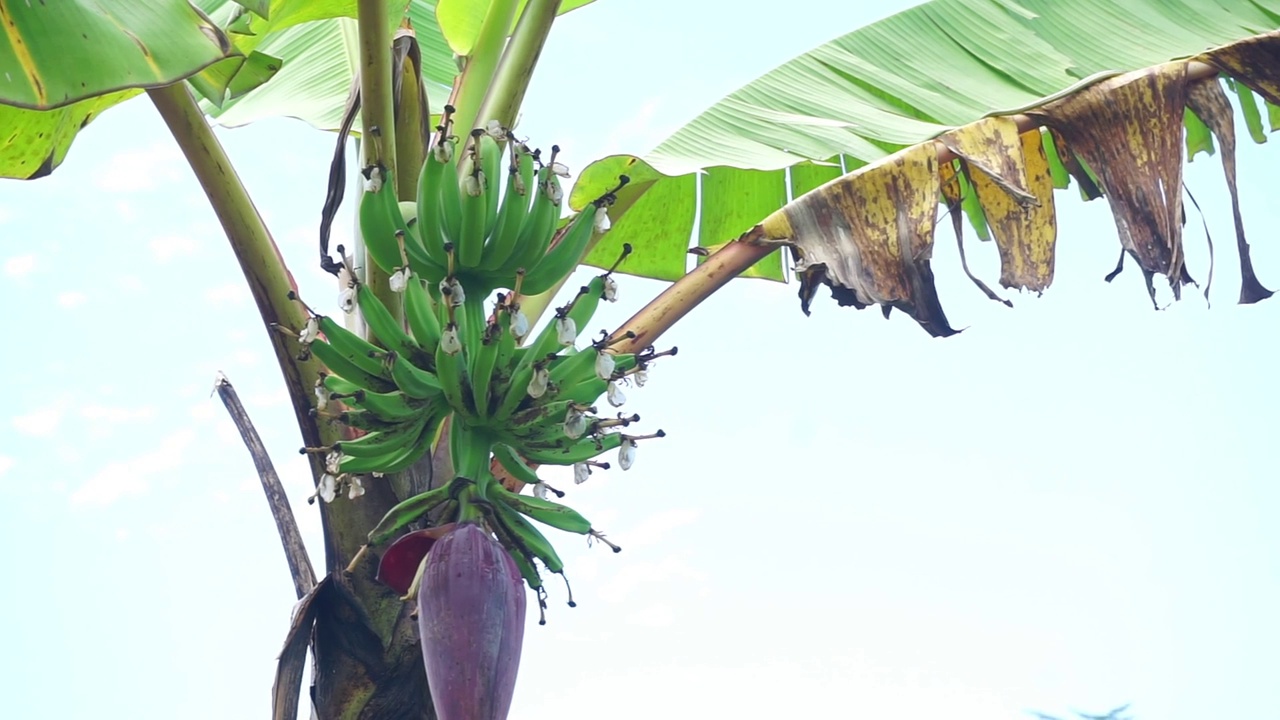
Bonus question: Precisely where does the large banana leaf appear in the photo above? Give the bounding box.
[573,0,1280,283]
[0,0,240,179]
[0,0,593,180]
[194,0,595,131]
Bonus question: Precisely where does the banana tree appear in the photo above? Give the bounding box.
[3,1,1277,718]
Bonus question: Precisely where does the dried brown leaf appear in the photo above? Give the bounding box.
[1185,77,1274,304]
[762,143,956,337]
[1049,128,1103,200]
[1029,62,1192,303]
[1202,30,1280,106]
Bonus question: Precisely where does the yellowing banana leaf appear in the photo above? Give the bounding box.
[574,0,1280,336]
[0,0,241,179]
[757,142,956,337]
[940,118,1057,293]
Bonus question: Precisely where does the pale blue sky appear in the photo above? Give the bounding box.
[2,2,1278,719]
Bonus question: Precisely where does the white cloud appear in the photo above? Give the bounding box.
[0,205,11,223]
[0,456,12,476]
[205,283,248,307]
[95,142,184,193]
[4,254,36,278]
[12,405,65,436]
[71,428,196,506]
[232,349,259,367]
[80,404,156,423]
[149,234,199,262]
[57,291,87,308]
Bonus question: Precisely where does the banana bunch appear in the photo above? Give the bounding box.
[287,112,672,614]
[357,106,628,299]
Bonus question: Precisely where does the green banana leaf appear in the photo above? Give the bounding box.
[0,0,242,179]
[0,0,591,180]
[571,0,1280,283]
[196,0,595,131]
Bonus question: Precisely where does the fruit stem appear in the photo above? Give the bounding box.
[476,0,563,132]
[449,0,520,142]
[354,0,403,327]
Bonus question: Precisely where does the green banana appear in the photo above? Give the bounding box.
[316,315,389,380]
[479,130,502,235]
[483,502,545,594]
[323,373,371,398]
[437,137,465,254]
[367,481,454,545]
[547,345,602,388]
[343,388,430,422]
[308,340,396,394]
[491,442,540,485]
[488,494,565,573]
[358,165,407,275]
[457,129,489,269]
[335,412,430,458]
[493,484,592,535]
[403,275,442,353]
[434,320,471,415]
[337,409,403,432]
[480,142,533,273]
[519,201,601,296]
[384,351,444,400]
[396,207,449,284]
[355,283,435,371]
[519,432,623,465]
[469,315,502,419]
[504,162,559,276]
[416,136,455,269]
[338,416,437,475]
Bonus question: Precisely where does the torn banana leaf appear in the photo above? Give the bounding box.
[1028,62,1192,301]
[941,118,1057,293]
[758,142,956,338]
[1185,78,1274,304]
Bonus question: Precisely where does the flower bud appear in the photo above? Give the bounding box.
[348,475,366,499]
[533,483,549,500]
[618,438,636,471]
[550,162,570,178]
[606,381,626,408]
[440,278,466,306]
[527,366,549,398]
[319,473,338,503]
[389,268,408,293]
[594,207,611,233]
[555,316,577,346]
[633,369,648,387]
[563,406,588,439]
[300,317,320,344]
[603,276,618,303]
[595,351,616,381]
[511,310,529,340]
[325,449,342,474]
[339,287,356,314]
[441,325,462,355]
[573,463,591,485]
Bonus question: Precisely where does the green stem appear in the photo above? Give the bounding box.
[449,0,519,137]
[147,83,401,571]
[476,0,563,131]
[356,0,402,325]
